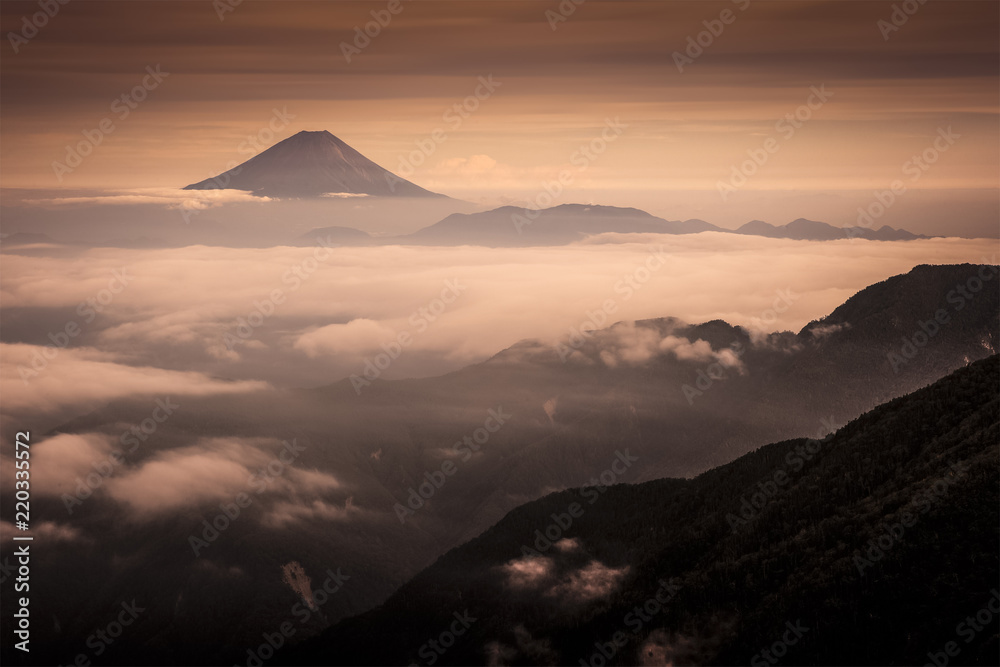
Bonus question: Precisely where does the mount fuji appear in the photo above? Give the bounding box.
[184,130,444,198]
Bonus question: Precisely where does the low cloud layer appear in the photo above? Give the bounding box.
[573,321,745,370]
[1,235,995,426]
[103,438,267,515]
[0,343,269,417]
[19,432,344,521]
[23,188,269,210]
[12,432,113,497]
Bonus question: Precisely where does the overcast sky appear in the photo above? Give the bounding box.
[1,0,997,232]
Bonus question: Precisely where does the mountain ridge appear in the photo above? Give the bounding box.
[281,355,1000,666]
[292,203,932,247]
[735,217,925,241]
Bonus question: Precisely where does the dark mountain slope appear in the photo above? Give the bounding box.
[790,263,998,414]
[285,356,1000,666]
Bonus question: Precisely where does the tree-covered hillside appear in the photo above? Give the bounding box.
[285,355,999,666]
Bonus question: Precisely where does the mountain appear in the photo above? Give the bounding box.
[735,217,926,241]
[297,225,374,246]
[293,203,723,247]
[282,355,1000,666]
[293,206,928,248]
[6,264,996,667]
[866,225,925,241]
[183,130,444,198]
[402,203,723,246]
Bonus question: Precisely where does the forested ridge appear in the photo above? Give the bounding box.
[285,355,999,666]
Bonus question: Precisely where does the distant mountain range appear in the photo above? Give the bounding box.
[735,217,924,242]
[184,130,444,198]
[293,203,928,247]
[180,131,928,244]
[283,355,999,666]
[400,204,726,246]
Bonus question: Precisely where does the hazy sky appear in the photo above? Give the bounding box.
[2,0,997,209]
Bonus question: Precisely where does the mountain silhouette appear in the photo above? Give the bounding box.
[404,203,723,246]
[281,355,999,666]
[184,130,444,198]
[735,217,925,241]
[292,204,931,247]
